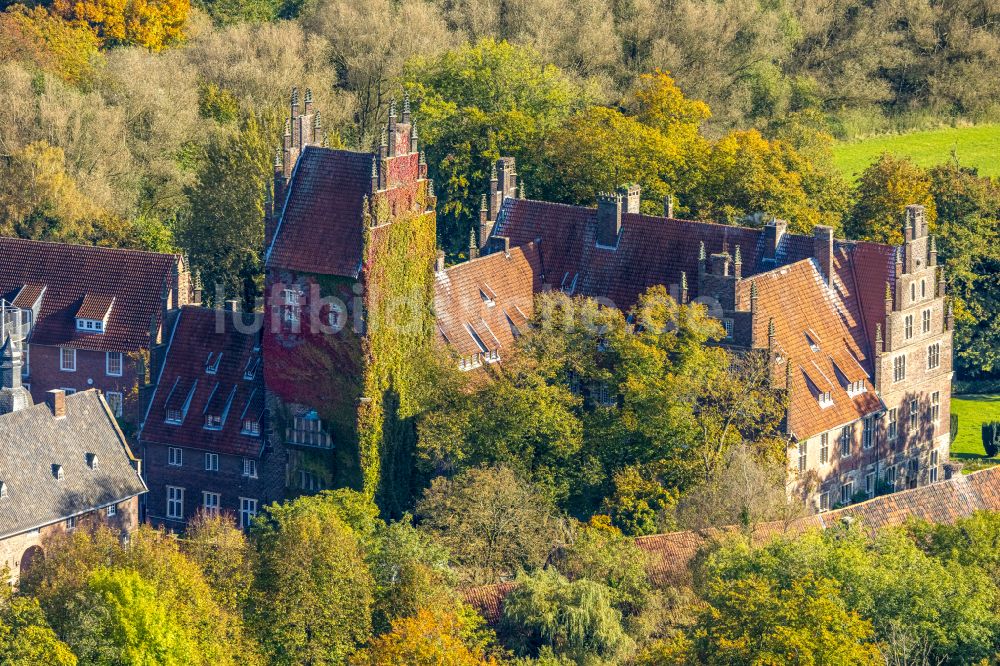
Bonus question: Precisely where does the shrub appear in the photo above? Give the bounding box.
[982,421,1000,458]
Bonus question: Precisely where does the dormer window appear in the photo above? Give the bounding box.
[52,464,64,480]
[847,379,866,397]
[243,356,260,380]
[480,289,496,307]
[166,408,183,424]
[86,452,99,470]
[242,418,260,436]
[205,414,223,429]
[76,318,105,332]
[205,352,222,374]
[818,391,833,408]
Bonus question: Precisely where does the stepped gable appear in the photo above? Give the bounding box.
[266,147,373,278]
[140,306,264,458]
[491,198,816,311]
[434,242,544,363]
[0,237,182,352]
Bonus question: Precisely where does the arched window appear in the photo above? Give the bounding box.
[921,279,926,298]
[910,283,916,302]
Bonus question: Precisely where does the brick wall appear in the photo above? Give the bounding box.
[0,495,140,585]
[143,440,286,531]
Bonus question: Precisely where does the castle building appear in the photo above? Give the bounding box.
[139,306,284,530]
[264,90,436,502]
[0,238,192,436]
[435,158,953,510]
[0,339,145,583]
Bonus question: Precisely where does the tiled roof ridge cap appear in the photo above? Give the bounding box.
[0,235,182,260]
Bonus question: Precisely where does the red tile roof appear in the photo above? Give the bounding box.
[140,306,265,458]
[0,237,183,352]
[76,293,115,321]
[434,243,544,361]
[266,146,374,278]
[738,254,883,440]
[462,581,516,625]
[492,199,816,311]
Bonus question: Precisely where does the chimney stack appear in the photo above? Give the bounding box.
[435,251,445,273]
[664,194,674,218]
[596,191,623,247]
[46,389,66,419]
[763,218,787,262]
[813,225,834,288]
[622,184,641,214]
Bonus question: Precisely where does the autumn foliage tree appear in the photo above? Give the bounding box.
[352,609,496,666]
[52,0,188,49]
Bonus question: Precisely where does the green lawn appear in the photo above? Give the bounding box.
[950,395,1000,469]
[832,124,1000,181]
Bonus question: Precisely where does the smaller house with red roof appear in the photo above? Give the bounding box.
[139,306,284,530]
[0,237,191,434]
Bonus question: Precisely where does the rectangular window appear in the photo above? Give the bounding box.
[819,492,830,512]
[205,452,219,472]
[60,347,76,372]
[166,486,184,520]
[798,442,808,473]
[22,344,29,377]
[106,503,117,517]
[927,343,940,370]
[931,391,940,423]
[239,498,257,529]
[885,465,896,487]
[105,391,123,417]
[840,425,853,458]
[841,481,854,506]
[820,433,829,464]
[202,492,220,516]
[242,457,257,479]
[722,318,734,339]
[893,355,906,382]
[922,308,931,334]
[205,414,222,429]
[909,399,918,433]
[888,408,898,442]
[862,416,874,449]
[930,450,939,483]
[60,387,76,395]
[168,447,182,467]
[166,409,183,424]
[241,419,260,436]
[904,314,913,339]
[866,472,875,497]
[106,351,123,377]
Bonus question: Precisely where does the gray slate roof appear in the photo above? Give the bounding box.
[0,390,147,539]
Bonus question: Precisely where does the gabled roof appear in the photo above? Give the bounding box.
[0,390,147,539]
[76,293,115,321]
[492,199,816,312]
[0,237,182,352]
[434,243,544,360]
[140,307,265,458]
[738,253,884,439]
[266,146,374,278]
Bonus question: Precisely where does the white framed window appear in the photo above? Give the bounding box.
[904,315,913,339]
[105,391,123,417]
[922,308,931,334]
[722,318,734,339]
[888,408,898,442]
[168,446,182,467]
[930,450,939,483]
[166,408,183,424]
[931,391,940,423]
[205,452,219,471]
[818,391,833,408]
[798,442,807,473]
[66,516,76,529]
[166,486,184,520]
[76,318,104,333]
[840,425,853,458]
[909,399,918,433]
[242,457,257,479]
[862,416,874,449]
[205,414,222,430]
[820,433,829,464]
[106,351,123,377]
[865,472,875,497]
[927,343,940,370]
[819,491,830,512]
[202,492,220,516]
[893,355,906,382]
[239,497,257,529]
[242,418,260,436]
[885,465,896,487]
[60,347,76,372]
[841,481,853,505]
[105,503,117,517]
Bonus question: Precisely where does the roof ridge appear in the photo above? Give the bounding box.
[0,236,181,261]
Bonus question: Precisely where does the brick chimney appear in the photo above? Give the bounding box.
[46,389,66,419]
[813,225,834,288]
[664,194,674,218]
[622,184,641,213]
[763,218,787,262]
[481,157,518,250]
[596,191,623,248]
